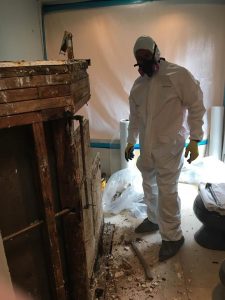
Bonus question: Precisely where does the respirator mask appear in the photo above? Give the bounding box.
[134,44,158,77]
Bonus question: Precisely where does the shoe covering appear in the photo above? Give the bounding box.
[135,218,159,233]
[159,236,185,261]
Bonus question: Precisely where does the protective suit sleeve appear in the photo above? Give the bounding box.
[127,95,139,144]
[176,69,205,141]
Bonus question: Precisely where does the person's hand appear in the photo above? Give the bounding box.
[185,140,199,163]
[125,143,135,161]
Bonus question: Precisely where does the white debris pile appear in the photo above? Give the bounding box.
[104,229,162,300]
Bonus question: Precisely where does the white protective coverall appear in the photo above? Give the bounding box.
[127,40,205,241]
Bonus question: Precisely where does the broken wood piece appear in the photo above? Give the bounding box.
[130,241,154,281]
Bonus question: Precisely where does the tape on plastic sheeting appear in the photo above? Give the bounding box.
[208,106,224,160]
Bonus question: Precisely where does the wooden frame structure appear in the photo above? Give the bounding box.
[0,59,103,300]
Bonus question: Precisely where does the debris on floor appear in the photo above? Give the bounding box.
[93,183,225,300]
[102,215,170,300]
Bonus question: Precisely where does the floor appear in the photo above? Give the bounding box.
[103,183,225,300]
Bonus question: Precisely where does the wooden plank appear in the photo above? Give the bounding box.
[51,119,72,208]
[0,60,90,79]
[40,107,70,123]
[91,153,103,239]
[71,76,89,90]
[83,153,103,279]
[0,85,72,104]
[0,61,90,82]
[0,87,38,103]
[81,183,95,279]
[0,96,72,117]
[70,122,84,187]
[0,96,90,128]
[78,118,90,209]
[72,84,90,101]
[67,60,90,73]
[32,122,67,300]
[70,76,90,111]
[52,118,91,299]
[0,65,70,78]
[0,74,71,91]
[0,112,41,128]
[38,84,71,99]
[71,78,90,96]
[73,93,91,113]
[63,212,91,300]
[71,69,89,81]
[0,108,69,129]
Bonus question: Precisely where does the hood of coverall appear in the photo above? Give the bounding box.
[133,36,160,62]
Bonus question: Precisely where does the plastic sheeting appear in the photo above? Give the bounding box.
[120,119,129,169]
[179,156,225,186]
[102,156,225,217]
[208,106,224,160]
[102,168,147,218]
[44,2,225,140]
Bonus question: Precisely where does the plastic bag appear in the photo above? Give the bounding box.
[102,167,146,218]
[179,156,225,185]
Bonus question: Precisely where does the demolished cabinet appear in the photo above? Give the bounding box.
[0,60,103,300]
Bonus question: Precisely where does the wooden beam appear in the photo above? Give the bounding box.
[0,60,89,79]
[0,96,72,117]
[38,84,71,99]
[0,87,38,103]
[0,85,72,104]
[52,119,91,299]
[73,93,91,113]
[71,76,89,90]
[0,108,70,129]
[63,212,91,300]
[0,65,70,78]
[32,122,67,300]
[0,74,71,91]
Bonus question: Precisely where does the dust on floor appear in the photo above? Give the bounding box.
[102,183,225,300]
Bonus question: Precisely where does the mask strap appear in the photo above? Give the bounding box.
[152,43,157,61]
[133,44,158,67]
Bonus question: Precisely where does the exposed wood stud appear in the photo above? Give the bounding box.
[52,118,91,299]
[32,122,67,300]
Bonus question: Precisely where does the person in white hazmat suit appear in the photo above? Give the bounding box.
[125,36,205,261]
